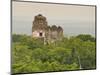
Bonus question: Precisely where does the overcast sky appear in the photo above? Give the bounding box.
[12,1,95,36]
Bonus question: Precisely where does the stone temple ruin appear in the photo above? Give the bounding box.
[32,14,63,44]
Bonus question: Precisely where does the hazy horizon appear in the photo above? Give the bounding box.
[12,1,96,37]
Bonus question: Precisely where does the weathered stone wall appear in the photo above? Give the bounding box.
[32,14,63,44]
[32,14,48,31]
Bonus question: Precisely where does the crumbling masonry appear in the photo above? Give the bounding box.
[32,14,63,44]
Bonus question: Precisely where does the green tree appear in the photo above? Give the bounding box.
[76,34,95,42]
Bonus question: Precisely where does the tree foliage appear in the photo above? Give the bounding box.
[76,34,95,42]
[12,34,96,74]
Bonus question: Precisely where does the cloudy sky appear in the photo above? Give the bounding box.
[12,1,96,36]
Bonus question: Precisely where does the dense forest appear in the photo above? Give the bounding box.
[12,34,96,74]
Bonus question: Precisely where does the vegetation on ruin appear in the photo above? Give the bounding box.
[12,34,96,74]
